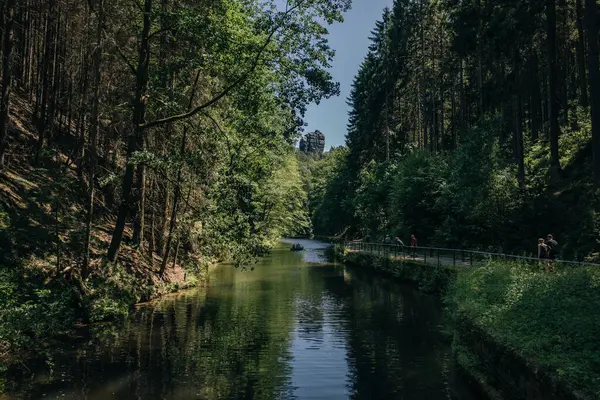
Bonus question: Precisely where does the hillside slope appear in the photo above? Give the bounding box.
[0,90,197,364]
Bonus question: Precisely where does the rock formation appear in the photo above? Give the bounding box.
[299,130,325,155]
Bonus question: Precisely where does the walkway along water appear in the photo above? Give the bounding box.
[335,239,597,400]
[1,239,481,400]
[341,240,600,269]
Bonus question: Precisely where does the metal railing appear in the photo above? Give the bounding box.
[342,241,600,269]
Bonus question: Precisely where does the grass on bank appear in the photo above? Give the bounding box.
[447,262,600,398]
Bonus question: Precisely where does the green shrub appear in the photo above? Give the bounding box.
[84,262,153,322]
[0,267,77,362]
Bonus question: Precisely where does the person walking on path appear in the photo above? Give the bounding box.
[545,234,559,271]
[545,234,558,257]
[538,238,551,272]
[410,234,418,258]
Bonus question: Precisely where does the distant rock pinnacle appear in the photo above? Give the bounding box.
[299,130,325,155]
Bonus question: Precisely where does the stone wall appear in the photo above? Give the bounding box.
[343,252,456,294]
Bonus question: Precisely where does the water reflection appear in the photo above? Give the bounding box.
[3,242,476,400]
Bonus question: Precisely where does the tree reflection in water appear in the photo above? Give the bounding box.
[3,242,477,400]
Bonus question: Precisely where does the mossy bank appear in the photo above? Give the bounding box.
[341,251,600,400]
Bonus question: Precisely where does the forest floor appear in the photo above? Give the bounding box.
[0,90,190,288]
[0,90,201,364]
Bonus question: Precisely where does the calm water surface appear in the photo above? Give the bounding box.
[4,239,478,399]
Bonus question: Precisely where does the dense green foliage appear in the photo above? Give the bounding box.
[0,0,351,362]
[297,147,354,235]
[0,268,77,360]
[307,0,600,260]
[447,262,600,397]
[310,118,600,258]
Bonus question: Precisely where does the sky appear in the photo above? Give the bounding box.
[303,0,394,149]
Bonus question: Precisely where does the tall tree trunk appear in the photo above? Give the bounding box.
[23,0,33,92]
[514,95,525,189]
[0,0,16,169]
[107,0,152,262]
[159,71,200,276]
[67,70,73,134]
[423,99,428,150]
[420,0,427,150]
[558,0,569,125]
[168,187,191,272]
[438,91,446,152]
[171,238,181,269]
[160,179,181,276]
[29,3,38,100]
[82,0,103,278]
[476,0,484,118]
[576,0,588,108]
[47,8,61,147]
[75,40,89,180]
[33,11,45,114]
[431,40,437,152]
[13,1,23,86]
[417,79,422,148]
[459,58,466,136]
[149,175,156,259]
[35,1,55,165]
[158,181,170,255]
[76,10,91,179]
[451,74,457,149]
[547,0,561,173]
[584,0,600,186]
[530,52,542,142]
[384,26,390,162]
[132,156,146,247]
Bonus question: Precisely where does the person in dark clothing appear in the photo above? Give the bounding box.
[410,234,417,257]
[545,234,558,258]
[538,238,550,272]
[545,234,558,271]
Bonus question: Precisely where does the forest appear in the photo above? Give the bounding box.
[2,0,600,396]
[307,0,600,261]
[0,0,350,360]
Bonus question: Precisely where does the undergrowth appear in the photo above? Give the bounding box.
[446,261,600,398]
[0,258,206,370]
[0,157,208,366]
[0,266,78,362]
